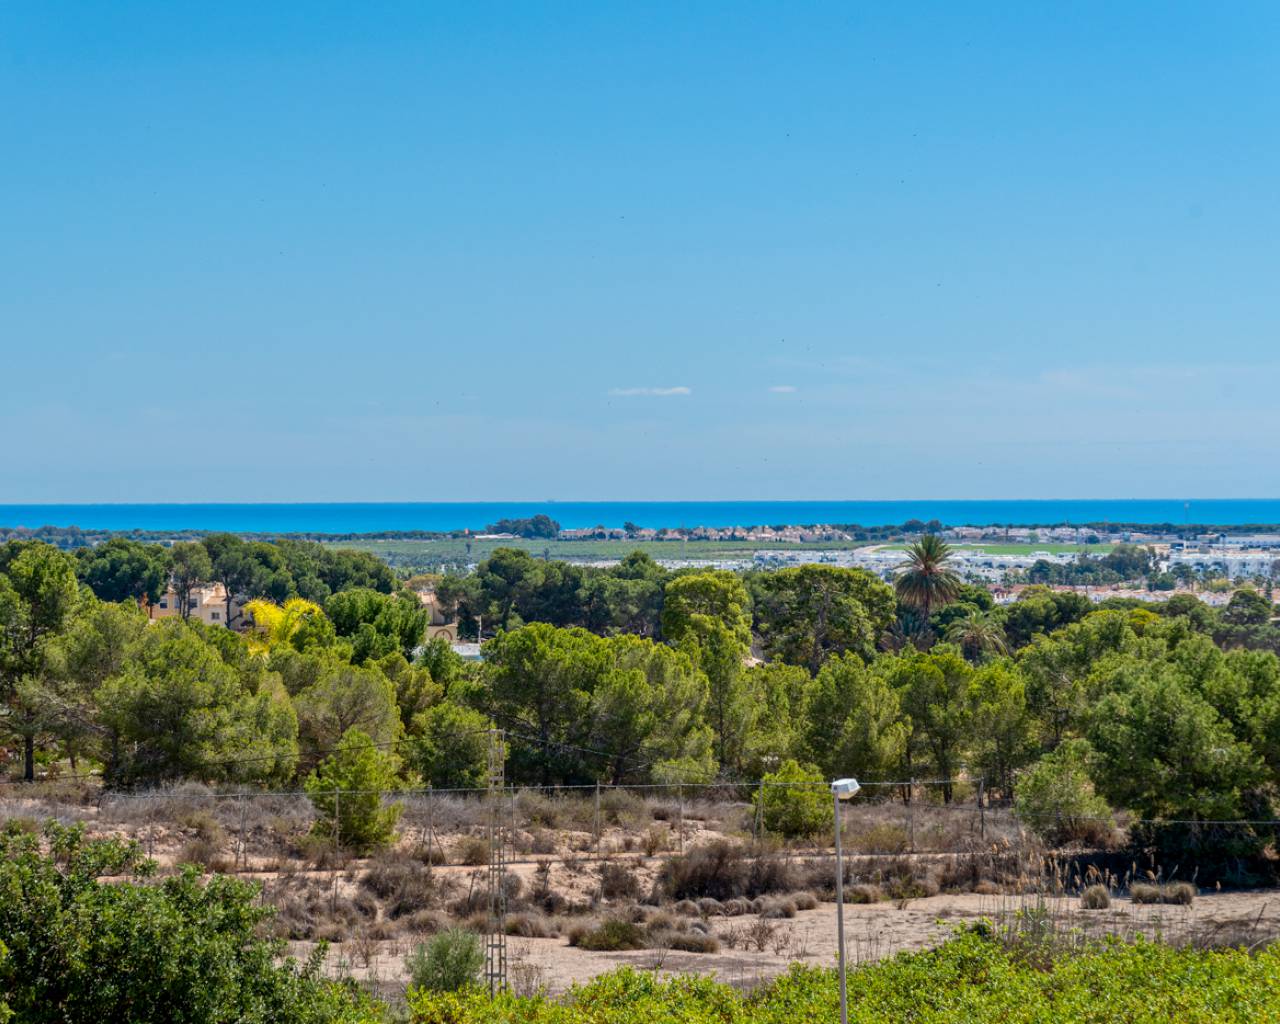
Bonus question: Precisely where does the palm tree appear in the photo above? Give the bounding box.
[945,610,1008,663]
[242,597,326,654]
[894,534,962,623]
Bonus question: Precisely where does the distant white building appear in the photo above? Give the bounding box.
[1167,550,1279,579]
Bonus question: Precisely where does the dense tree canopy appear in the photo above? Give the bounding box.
[8,536,1280,877]
[754,565,895,673]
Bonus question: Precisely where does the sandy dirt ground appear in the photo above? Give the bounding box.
[296,887,1280,999]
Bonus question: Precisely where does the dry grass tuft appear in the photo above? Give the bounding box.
[1132,882,1196,905]
[664,931,720,953]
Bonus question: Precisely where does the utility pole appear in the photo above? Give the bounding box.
[831,779,860,1024]
[484,729,508,995]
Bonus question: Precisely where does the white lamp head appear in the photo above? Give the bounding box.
[831,778,861,797]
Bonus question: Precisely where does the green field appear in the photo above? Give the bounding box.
[327,536,873,571]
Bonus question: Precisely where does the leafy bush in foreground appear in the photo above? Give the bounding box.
[0,940,11,1024]
[0,821,379,1024]
[408,931,1280,1023]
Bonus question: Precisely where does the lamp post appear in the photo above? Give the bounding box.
[831,777,861,1024]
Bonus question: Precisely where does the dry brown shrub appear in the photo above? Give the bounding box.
[658,840,796,901]
[361,854,448,919]
[855,823,910,855]
[504,912,559,938]
[759,898,797,919]
[600,863,640,900]
[642,826,670,857]
[457,836,489,866]
[177,836,232,873]
[746,917,777,952]
[793,891,818,911]
[1132,882,1195,905]
[665,931,720,953]
[848,883,884,904]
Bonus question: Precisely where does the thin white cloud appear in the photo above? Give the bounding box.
[769,385,797,393]
[608,386,692,397]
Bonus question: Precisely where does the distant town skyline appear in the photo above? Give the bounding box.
[4,3,1280,502]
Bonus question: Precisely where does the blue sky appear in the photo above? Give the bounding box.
[3,2,1279,502]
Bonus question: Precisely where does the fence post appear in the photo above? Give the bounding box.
[977,780,986,841]
[755,781,765,845]
[510,786,518,858]
[333,788,341,851]
[908,778,916,853]
[426,784,435,876]
[237,789,247,871]
[594,782,601,859]
[677,784,684,855]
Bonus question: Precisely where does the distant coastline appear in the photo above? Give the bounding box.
[4,500,1280,535]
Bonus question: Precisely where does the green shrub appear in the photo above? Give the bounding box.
[0,821,378,1024]
[570,918,646,951]
[405,702,490,789]
[305,728,403,853]
[1014,741,1113,846]
[0,939,11,1024]
[756,760,833,839]
[406,929,484,992]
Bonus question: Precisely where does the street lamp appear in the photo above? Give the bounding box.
[831,778,861,1024]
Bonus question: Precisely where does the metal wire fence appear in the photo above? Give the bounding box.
[4,776,1275,874]
[0,777,1036,872]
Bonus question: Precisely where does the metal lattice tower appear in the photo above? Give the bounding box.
[483,728,508,995]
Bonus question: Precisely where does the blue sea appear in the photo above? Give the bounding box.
[3,500,1280,534]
